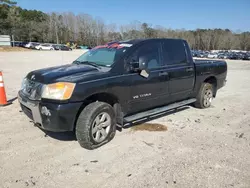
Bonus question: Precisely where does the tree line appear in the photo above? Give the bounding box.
[1,0,250,50]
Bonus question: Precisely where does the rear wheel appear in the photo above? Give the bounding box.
[194,83,214,108]
[76,102,116,150]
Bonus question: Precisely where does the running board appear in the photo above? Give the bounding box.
[124,98,196,123]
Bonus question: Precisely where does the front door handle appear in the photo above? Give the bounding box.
[159,72,168,76]
[186,67,194,72]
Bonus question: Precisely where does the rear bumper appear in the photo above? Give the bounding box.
[18,91,82,132]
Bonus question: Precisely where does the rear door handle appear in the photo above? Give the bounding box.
[186,67,194,72]
[159,72,168,76]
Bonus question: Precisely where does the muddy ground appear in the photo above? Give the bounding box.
[0,51,250,188]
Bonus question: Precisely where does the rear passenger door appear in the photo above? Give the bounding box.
[162,40,195,102]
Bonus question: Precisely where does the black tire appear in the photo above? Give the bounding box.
[39,48,42,50]
[76,102,116,150]
[194,83,214,109]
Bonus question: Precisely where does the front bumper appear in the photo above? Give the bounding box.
[18,91,82,132]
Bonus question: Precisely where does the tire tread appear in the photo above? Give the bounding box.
[194,83,213,109]
[76,102,116,150]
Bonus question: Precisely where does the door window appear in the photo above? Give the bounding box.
[129,42,162,70]
[162,40,187,65]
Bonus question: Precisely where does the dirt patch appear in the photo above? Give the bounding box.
[0,46,31,52]
[131,123,168,132]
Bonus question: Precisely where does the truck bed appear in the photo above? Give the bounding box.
[193,59,227,93]
[194,59,226,65]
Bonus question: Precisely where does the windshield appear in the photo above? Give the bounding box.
[73,43,132,67]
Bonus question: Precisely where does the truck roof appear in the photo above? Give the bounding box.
[113,38,185,45]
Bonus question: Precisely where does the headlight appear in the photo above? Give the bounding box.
[42,82,75,100]
[21,77,27,90]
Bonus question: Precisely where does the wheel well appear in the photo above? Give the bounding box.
[74,93,120,130]
[84,93,119,105]
[204,76,217,97]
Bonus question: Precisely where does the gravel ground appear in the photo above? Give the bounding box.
[0,51,250,188]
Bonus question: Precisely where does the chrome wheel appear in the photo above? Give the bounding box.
[203,88,213,107]
[91,112,111,143]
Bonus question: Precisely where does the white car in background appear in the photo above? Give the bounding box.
[207,53,218,58]
[35,44,55,50]
[24,42,40,49]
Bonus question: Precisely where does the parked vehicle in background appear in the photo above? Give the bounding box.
[60,45,72,51]
[25,42,40,49]
[218,52,230,59]
[53,45,72,51]
[228,53,241,60]
[191,50,197,57]
[218,53,224,59]
[35,44,54,50]
[192,50,208,58]
[207,53,218,58]
[77,45,92,50]
[11,41,25,47]
[238,52,246,60]
[242,53,250,60]
[20,42,28,47]
[198,51,208,58]
[18,38,227,149]
[192,50,250,60]
[52,44,60,50]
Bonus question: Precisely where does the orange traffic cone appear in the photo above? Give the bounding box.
[0,71,9,106]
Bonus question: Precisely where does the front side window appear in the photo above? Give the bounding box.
[129,42,162,70]
[73,43,132,67]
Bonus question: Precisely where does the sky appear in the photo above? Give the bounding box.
[15,0,250,32]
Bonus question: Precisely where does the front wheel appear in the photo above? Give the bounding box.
[194,83,214,108]
[76,102,116,150]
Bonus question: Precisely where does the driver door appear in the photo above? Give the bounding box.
[127,41,170,114]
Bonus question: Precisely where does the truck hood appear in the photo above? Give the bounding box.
[26,64,101,84]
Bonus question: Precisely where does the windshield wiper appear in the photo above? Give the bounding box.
[73,60,100,68]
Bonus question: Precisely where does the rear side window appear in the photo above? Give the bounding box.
[163,40,187,65]
[129,42,162,69]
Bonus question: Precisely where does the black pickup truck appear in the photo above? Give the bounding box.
[18,38,227,149]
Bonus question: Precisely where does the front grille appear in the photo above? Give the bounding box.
[21,104,33,120]
[22,79,43,100]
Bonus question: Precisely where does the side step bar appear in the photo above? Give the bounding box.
[124,98,196,123]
